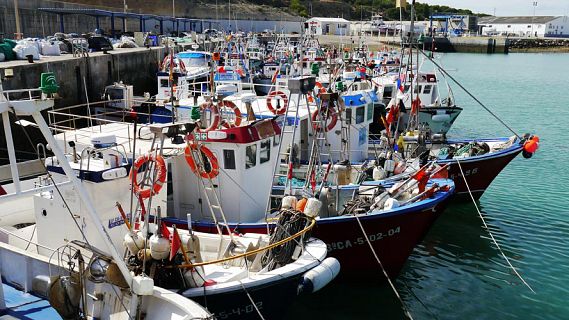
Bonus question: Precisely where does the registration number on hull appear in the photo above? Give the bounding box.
[326,226,401,252]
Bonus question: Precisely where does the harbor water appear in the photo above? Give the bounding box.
[289,52,569,319]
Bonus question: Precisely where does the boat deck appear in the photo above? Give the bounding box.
[0,282,61,320]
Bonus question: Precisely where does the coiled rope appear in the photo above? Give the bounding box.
[455,158,535,293]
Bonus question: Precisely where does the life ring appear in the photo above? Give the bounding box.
[184,142,220,179]
[219,100,242,128]
[129,153,167,199]
[198,101,220,132]
[266,91,288,115]
[311,106,338,132]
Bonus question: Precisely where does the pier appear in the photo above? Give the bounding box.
[0,47,166,107]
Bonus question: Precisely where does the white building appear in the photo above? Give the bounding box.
[304,17,350,35]
[478,16,569,38]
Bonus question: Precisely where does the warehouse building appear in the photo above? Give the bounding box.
[478,16,569,38]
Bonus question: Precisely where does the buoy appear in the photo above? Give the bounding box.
[298,257,341,294]
[303,198,322,218]
[124,231,145,256]
[149,235,170,260]
[523,135,539,154]
[281,196,298,210]
[373,166,386,180]
[184,266,206,288]
[296,198,308,212]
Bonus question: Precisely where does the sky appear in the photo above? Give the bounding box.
[418,0,569,16]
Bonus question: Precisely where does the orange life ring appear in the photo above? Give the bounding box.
[219,100,242,128]
[184,142,220,179]
[198,100,220,132]
[311,106,338,132]
[129,153,167,199]
[266,91,288,115]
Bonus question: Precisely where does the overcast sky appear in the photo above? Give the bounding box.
[418,0,569,16]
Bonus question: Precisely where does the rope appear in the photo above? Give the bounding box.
[169,218,316,269]
[353,214,414,320]
[455,158,535,293]
[418,49,521,140]
[239,280,265,320]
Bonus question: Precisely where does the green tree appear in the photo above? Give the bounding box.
[290,0,308,17]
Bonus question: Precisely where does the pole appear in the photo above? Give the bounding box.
[13,0,22,39]
[532,2,537,38]
[228,0,231,32]
[172,0,175,18]
[123,0,128,32]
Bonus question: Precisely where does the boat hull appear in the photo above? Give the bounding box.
[165,184,453,278]
[438,143,523,200]
[184,274,303,320]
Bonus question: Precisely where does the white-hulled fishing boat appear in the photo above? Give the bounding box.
[0,79,212,320]
[0,75,340,319]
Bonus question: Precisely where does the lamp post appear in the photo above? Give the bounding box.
[532,1,537,38]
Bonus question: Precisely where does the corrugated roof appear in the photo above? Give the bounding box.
[478,16,559,25]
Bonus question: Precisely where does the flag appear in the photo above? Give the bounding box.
[271,69,280,84]
[396,78,404,92]
[412,167,429,193]
[161,221,171,239]
[386,103,399,125]
[411,97,422,114]
[169,225,182,261]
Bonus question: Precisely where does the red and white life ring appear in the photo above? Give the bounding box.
[184,142,220,179]
[266,91,288,115]
[198,100,220,132]
[129,153,167,199]
[219,100,242,128]
[311,106,338,132]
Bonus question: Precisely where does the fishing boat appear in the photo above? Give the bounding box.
[0,80,212,320]
[154,77,457,278]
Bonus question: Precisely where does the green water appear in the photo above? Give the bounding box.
[290,53,569,319]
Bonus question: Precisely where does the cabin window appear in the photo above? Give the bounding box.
[273,134,280,146]
[355,106,365,124]
[404,84,410,92]
[223,149,236,170]
[423,85,432,94]
[367,104,374,121]
[160,79,169,87]
[245,144,257,169]
[260,139,271,164]
[383,86,393,99]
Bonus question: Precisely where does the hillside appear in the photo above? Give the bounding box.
[52,0,481,21]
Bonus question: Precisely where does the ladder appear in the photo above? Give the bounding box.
[186,135,236,255]
[302,93,336,194]
[265,90,305,215]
